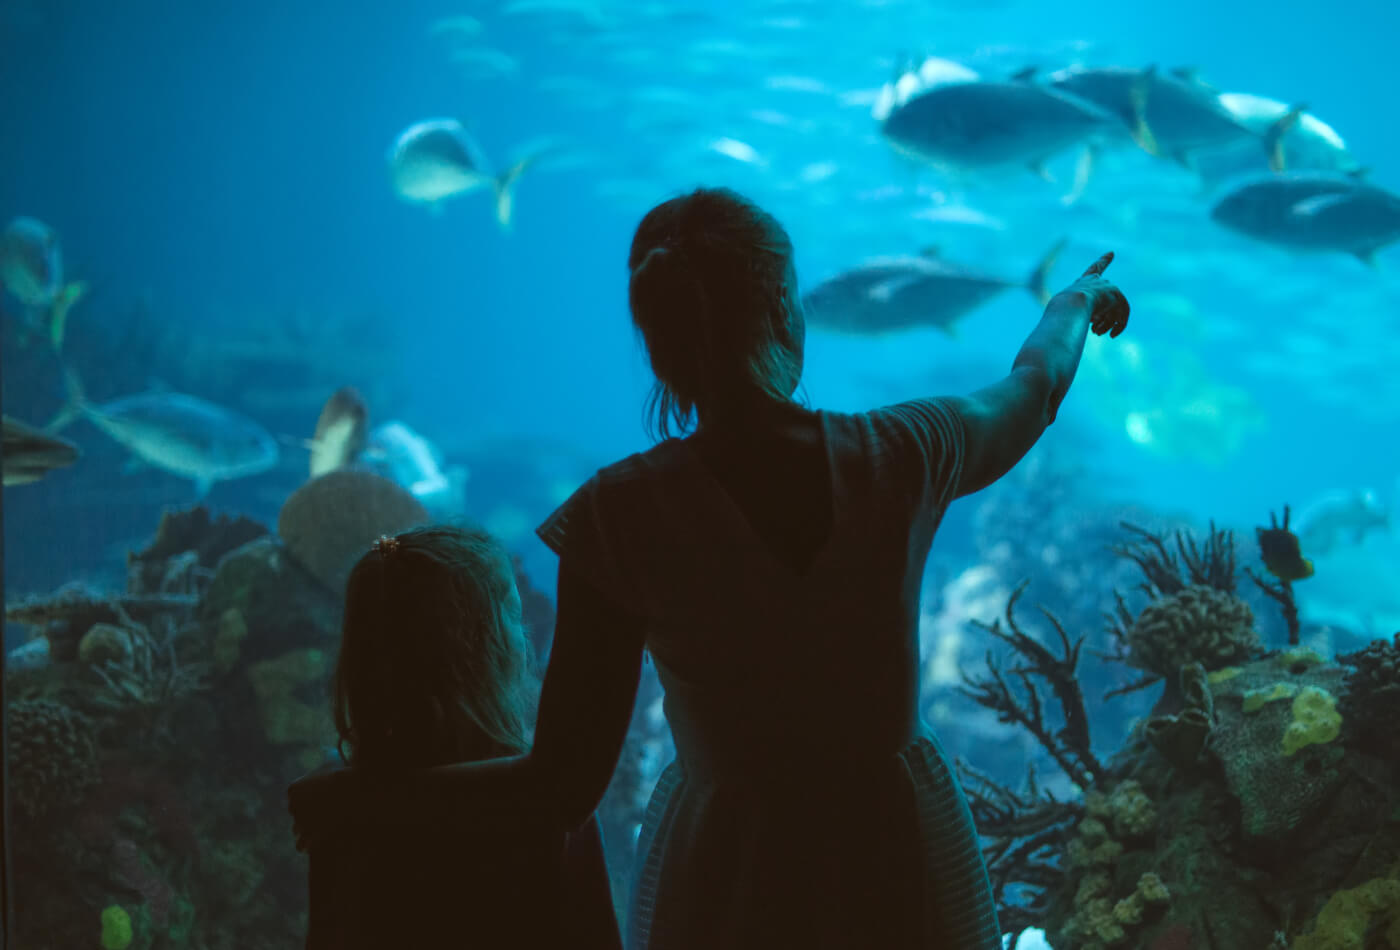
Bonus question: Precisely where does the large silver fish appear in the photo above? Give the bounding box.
[1209,173,1400,264]
[1194,93,1362,183]
[876,63,1114,177]
[306,386,369,478]
[1046,65,1297,170]
[51,369,279,497]
[1293,489,1389,557]
[3,415,80,486]
[387,118,536,228]
[801,241,1065,336]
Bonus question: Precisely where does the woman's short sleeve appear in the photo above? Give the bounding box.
[535,476,636,611]
[869,397,968,511]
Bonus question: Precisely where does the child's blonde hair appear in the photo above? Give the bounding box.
[332,523,535,767]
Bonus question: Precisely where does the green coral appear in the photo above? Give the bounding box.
[1283,686,1343,756]
[1292,871,1400,950]
[100,905,133,950]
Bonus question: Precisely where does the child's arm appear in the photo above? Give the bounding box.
[290,559,644,837]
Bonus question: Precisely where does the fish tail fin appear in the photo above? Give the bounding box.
[47,363,87,433]
[493,154,536,230]
[1264,103,1306,173]
[1027,237,1068,306]
[47,280,88,351]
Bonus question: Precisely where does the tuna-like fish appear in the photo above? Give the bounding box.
[3,415,80,486]
[1213,93,1360,177]
[51,369,279,497]
[1209,173,1400,264]
[0,217,86,349]
[1293,490,1389,557]
[306,386,369,478]
[801,240,1065,336]
[1047,65,1297,170]
[875,59,1114,177]
[387,119,536,228]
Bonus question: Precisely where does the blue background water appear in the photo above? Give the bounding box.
[4,0,1400,628]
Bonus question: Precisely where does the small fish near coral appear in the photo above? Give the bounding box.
[1256,506,1314,583]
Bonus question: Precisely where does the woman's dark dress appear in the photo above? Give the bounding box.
[537,399,1003,949]
[290,768,621,949]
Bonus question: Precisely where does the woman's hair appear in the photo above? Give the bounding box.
[628,187,805,439]
[332,523,535,768]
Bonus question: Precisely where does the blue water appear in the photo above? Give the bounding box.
[4,0,1399,653]
[3,0,1400,940]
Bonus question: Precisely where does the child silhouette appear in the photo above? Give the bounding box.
[288,525,621,949]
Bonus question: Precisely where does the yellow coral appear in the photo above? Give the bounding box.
[1107,780,1157,838]
[1292,874,1400,950]
[1244,682,1300,713]
[1282,686,1343,756]
[1276,647,1327,672]
[100,905,132,950]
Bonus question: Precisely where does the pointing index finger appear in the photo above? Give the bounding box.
[1081,251,1114,278]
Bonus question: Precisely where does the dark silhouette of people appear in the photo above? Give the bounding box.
[288,525,621,949]
[288,187,1129,948]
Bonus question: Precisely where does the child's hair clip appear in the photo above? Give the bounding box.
[374,534,401,556]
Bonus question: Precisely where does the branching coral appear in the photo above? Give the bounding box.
[88,608,210,716]
[957,581,1108,938]
[960,580,1103,789]
[957,760,1082,934]
[1111,521,1238,599]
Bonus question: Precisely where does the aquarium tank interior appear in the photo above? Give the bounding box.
[3,0,1399,947]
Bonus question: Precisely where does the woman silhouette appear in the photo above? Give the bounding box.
[289,187,1129,949]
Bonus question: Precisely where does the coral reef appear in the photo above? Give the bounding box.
[1338,633,1400,763]
[276,469,429,596]
[1122,584,1258,678]
[4,489,573,949]
[959,518,1400,950]
[5,697,100,819]
[1103,520,1257,703]
[127,505,268,596]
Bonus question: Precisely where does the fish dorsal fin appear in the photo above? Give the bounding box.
[1347,166,1371,181]
[919,244,941,259]
[1169,66,1198,82]
[1010,66,1037,82]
